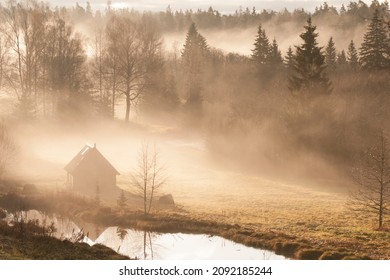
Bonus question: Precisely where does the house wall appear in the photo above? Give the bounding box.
[73,172,116,198]
[71,150,118,200]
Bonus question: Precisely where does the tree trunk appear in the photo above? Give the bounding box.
[125,93,131,122]
[111,65,116,118]
[379,131,384,229]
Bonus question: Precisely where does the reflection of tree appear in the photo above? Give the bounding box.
[143,231,154,260]
[116,227,128,241]
[116,227,128,252]
[131,230,155,260]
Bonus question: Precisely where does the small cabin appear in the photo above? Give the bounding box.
[65,144,119,199]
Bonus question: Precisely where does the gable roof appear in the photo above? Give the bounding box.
[65,144,120,175]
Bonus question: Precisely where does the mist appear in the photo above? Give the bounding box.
[1,0,390,261]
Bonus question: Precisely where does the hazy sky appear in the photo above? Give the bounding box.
[45,0,380,13]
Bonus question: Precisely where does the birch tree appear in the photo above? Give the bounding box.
[350,131,390,229]
[132,143,165,215]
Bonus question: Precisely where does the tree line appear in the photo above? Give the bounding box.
[61,1,389,32]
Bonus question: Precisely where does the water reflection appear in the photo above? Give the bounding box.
[3,210,285,260]
[96,227,286,260]
[4,210,94,245]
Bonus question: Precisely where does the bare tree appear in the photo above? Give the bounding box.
[132,143,165,215]
[0,1,48,117]
[0,123,15,179]
[106,15,162,121]
[349,130,390,229]
[94,29,109,116]
[0,33,11,91]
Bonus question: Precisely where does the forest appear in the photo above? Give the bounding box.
[2,1,389,178]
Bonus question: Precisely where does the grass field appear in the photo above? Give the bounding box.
[4,121,390,260]
[140,171,390,260]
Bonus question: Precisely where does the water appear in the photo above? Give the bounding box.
[3,210,285,260]
[96,227,286,260]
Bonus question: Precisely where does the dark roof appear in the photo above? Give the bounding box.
[64,144,120,175]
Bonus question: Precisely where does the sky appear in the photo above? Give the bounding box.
[44,0,381,14]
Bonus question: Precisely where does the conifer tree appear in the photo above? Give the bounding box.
[347,40,359,70]
[181,23,209,111]
[269,39,283,67]
[289,17,331,95]
[284,46,295,72]
[251,24,271,69]
[337,50,347,65]
[359,9,390,70]
[337,50,348,71]
[325,37,337,71]
[117,189,127,209]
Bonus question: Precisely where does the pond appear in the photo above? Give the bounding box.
[96,227,286,260]
[3,210,286,260]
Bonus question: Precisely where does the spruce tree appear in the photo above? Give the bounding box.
[251,24,271,69]
[325,37,337,71]
[347,40,359,70]
[117,189,128,209]
[269,39,283,67]
[284,46,295,72]
[359,8,390,70]
[337,50,348,71]
[181,23,209,111]
[289,17,332,95]
[337,50,347,65]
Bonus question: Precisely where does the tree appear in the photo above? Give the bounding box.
[359,8,390,70]
[337,50,348,71]
[0,1,48,117]
[0,123,15,179]
[132,143,165,215]
[45,15,89,117]
[141,70,180,117]
[350,131,390,229]
[91,27,111,118]
[0,33,10,91]
[325,37,337,71]
[347,40,359,70]
[269,39,283,68]
[284,46,295,72]
[181,23,209,112]
[106,15,162,121]
[117,189,127,209]
[94,184,100,206]
[251,24,271,70]
[0,2,89,118]
[288,17,332,95]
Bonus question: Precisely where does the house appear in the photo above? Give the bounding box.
[65,144,120,199]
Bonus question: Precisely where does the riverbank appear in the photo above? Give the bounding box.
[1,187,387,260]
[0,221,128,260]
[81,208,378,260]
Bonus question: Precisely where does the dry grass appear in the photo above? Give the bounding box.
[153,172,390,260]
[3,167,389,259]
